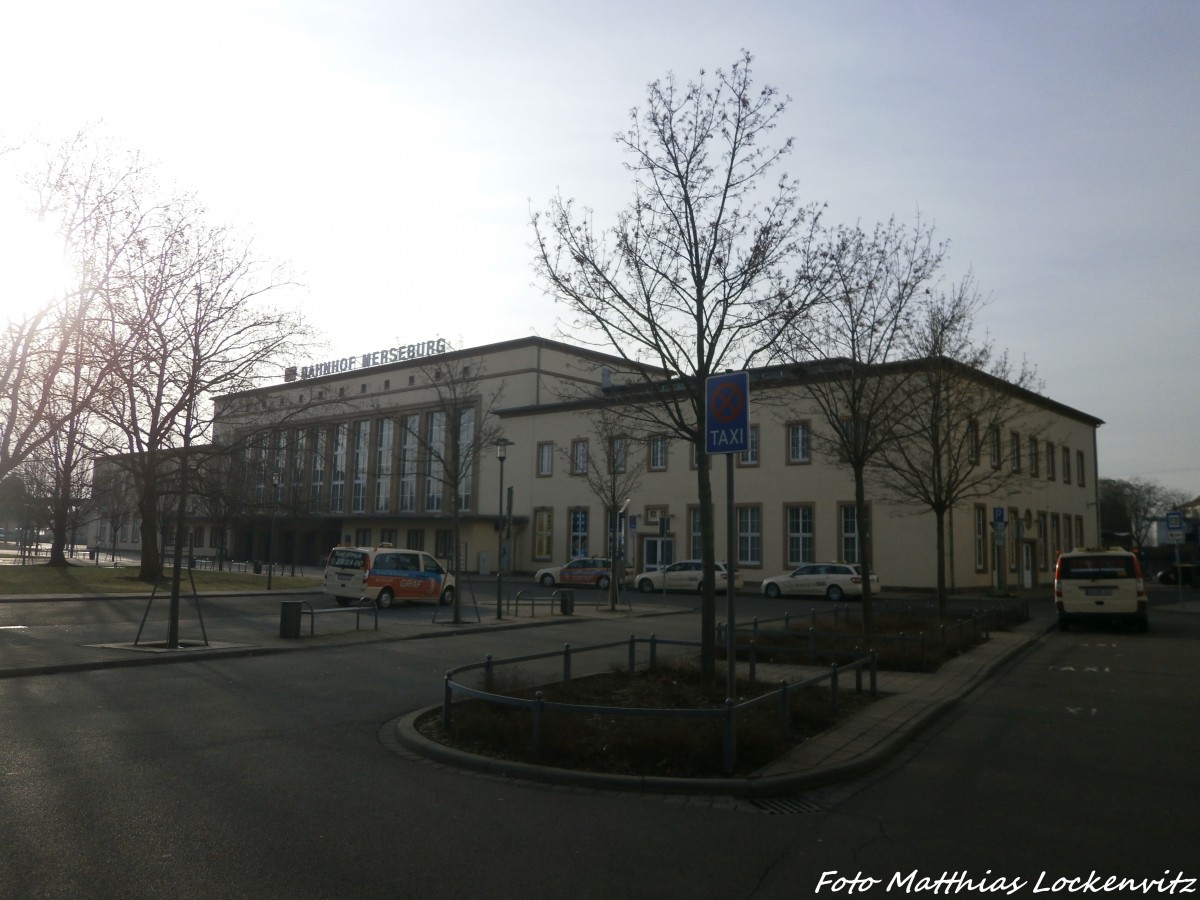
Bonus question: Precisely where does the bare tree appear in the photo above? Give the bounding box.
[771,217,946,637]
[1099,477,1180,550]
[874,277,1045,609]
[532,51,823,687]
[559,409,647,610]
[401,355,505,624]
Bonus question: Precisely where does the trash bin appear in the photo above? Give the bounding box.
[253,561,263,574]
[88,549,96,560]
[279,600,303,638]
[559,589,574,615]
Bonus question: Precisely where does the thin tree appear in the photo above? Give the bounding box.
[532,51,823,687]
[771,217,946,637]
[875,277,1044,610]
[559,408,646,610]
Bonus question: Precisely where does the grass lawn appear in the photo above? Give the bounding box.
[0,561,321,596]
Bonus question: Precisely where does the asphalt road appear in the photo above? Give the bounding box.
[0,591,1196,899]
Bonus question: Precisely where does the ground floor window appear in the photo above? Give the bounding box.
[407,529,424,551]
[974,505,987,573]
[568,508,588,557]
[355,527,371,547]
[736,505,762,567]
[840,504,859,564]
[435,529,453,561]
[785,505,813,567]
[534,509,553,560]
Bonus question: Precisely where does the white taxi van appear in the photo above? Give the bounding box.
[323,545,455,609]
[1053,547,1147,632]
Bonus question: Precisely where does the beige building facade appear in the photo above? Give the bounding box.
[178,336,1104,592]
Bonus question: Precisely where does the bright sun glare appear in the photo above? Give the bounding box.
[0,198,73,324]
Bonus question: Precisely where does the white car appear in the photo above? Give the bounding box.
[634,560,742,593]
[760,562,880,602]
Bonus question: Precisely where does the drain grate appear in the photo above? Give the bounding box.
[747,795,824,815]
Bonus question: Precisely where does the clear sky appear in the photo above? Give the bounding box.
[1,0,1197,497]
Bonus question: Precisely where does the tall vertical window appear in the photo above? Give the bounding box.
[399,414,418,512]
[569,508,588,557]
[966,421,980,465]
[571,439,589,475]
[840,505,859,564]
[310,429,325,512]
[272,431,287,503]
[351,420,369,513]
[1009,431,1021,473]
[787,422,811,464]
[534,509,553,560]
[989,427,1002,469]
[1037,512,1048,570]
[1062,446,1071,484]
[291,429,306,498]
[456,407,474,511]
[1063,515,1073,553]
[1028,436,1040,478]
[785,504,814,566]
[536,442,553,477]
[649,435,668,471]
[738,426,759,466]
[330,424,347,513]
[610,436,626,473]
[1046,442,1056,480]
[974,505,987,572]
[689,507,702,560]
[1076,450,1085,487]
[736,506,762,565]
[1051,515,1061,558]
[375,418,393,512]
[425,411,445,512]
[1075,515,1085,547]
[1008,506,1020,572]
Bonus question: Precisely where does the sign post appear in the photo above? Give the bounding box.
[705,372,750,702]
[1166,511,1185,603]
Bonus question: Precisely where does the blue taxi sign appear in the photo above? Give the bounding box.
[705,372,750,455]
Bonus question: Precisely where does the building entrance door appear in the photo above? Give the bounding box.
[642,537,674,572]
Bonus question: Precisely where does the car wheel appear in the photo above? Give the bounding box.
[597,575,610,589]
[638,579,654,593]
[765,583,781,599]
[539,573,555,587]
[335,596,351,607]
[825,584,844,602]
[376,588,394,609]
[440,587,455,606]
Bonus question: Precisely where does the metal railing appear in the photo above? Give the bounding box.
[441,634,876,776]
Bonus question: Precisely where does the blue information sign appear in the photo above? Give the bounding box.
[705,372,750,455]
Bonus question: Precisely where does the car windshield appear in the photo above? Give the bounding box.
[328,549,367,569]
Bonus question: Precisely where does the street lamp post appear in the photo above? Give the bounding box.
[267,473,279,590]
[494,438,512,619]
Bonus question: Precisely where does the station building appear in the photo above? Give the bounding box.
[101,336,1104,593]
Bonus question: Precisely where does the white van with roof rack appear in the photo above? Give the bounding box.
[323,544,455,608]
[1053,547,1147,632]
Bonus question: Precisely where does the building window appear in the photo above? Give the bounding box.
[571,439,589,475]
[967,421,980,465]
[426,411,445,512]
[536,442,553,477]
[534,509,553,560]
[988,427,1002,469]
[375,418,393,513]
[1046,441,1056,481]
[1075,515,1085,547]
[456,407,474,512]
[1063,515,1073,553]
[309,428,325,512]
[785,504,814,566]
[435,529,454,560]
[351,420,369,513]
[406,529,424,551]
[1037,512,1048,571]
[688,507,702,560]
[568,508,588,557]
[738,426,759,467]
[1051,514,1061,558]
[1076,450,1085,487]
[1009,431,1021,473]
[1062,446,1071,485]
[399,414,418,512]
[839,504,859,564]
[787,422,811,464]
[380,528,397,547]
[974,505,987,573]
[649,435,668,471]
[330,423,347,513]
[610,436,627,474]
[736,505,762,566]
[1028,436,1039,478]
[355,527,371,547]
[1008,506,1020,572]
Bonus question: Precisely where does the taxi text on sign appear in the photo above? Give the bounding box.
[705,372,750,455]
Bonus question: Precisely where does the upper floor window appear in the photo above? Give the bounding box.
[1009,431,1021,473]
[571,439,589,475]
[787,422,811,464]
[648,435,668,471]
[1028,436,1040,478]
[737,425,760,467]
[1046,441,1056,480]
[1062,446,1071,484]
[1076,449,1086,487]
[536,442,553,477]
